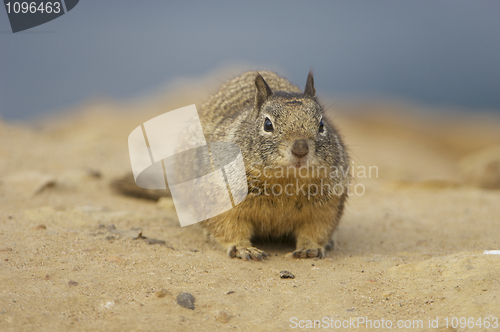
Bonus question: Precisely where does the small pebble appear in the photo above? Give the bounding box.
[154,288,172,298]
[279,270,295,279]
[215,310,232,323]
[86,168,102,178]
[145,238,166,245]
[176,292,195,310]
[225,291,235,295]
[34,224,47,230]
[68,280,78,287]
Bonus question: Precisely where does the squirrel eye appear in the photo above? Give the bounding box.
[264,117,274,132]
[319,120,325,133]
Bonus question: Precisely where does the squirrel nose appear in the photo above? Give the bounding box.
[292,139,309,158]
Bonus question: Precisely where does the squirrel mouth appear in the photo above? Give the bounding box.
[291,161,307,168]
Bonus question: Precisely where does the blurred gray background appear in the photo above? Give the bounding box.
[1,1,499,120]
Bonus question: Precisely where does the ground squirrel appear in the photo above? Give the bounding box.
[112,71,350,260]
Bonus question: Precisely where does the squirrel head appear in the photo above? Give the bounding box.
[248,72,340,171]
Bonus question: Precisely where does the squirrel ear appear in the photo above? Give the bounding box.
[255,73,273,111]
[304,71,315,98]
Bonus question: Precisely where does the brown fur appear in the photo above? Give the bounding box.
[112,71,350,260]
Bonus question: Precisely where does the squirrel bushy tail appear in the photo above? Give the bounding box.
[110,173,171,201]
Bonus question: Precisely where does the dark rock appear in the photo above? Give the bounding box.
[279,270,295,279]
[176,292,195,310]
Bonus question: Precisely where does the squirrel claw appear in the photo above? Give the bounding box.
[291,247,325,259]
[227,246,268,261]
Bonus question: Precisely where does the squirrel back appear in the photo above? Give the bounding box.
[199,71,301,132]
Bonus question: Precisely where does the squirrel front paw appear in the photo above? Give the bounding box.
[227,245,268,261]
[291,247,325,259]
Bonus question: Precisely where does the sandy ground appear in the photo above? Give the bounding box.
[1,72,500,331]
